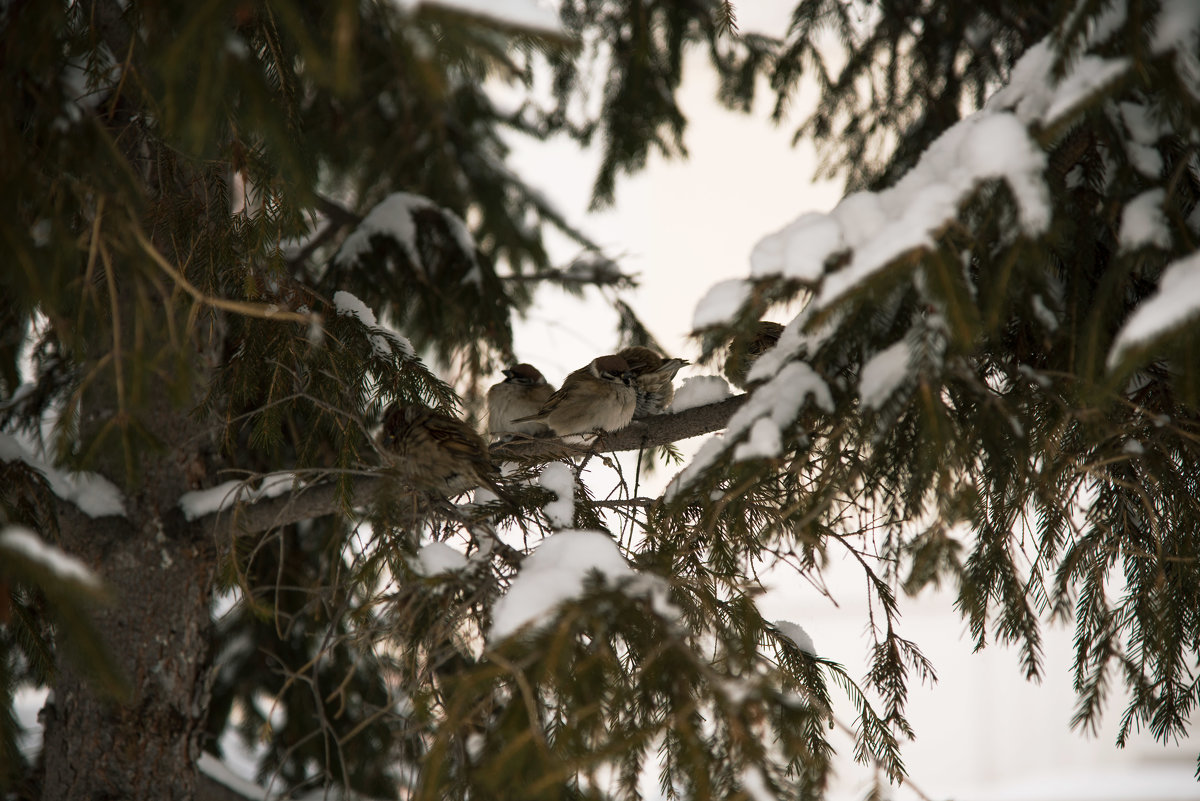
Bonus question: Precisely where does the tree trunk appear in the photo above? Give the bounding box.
[34,3,231,793]
[40,503,218,801]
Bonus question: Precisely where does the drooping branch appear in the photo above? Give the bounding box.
[500,254,638,291]
[204,395,748,537]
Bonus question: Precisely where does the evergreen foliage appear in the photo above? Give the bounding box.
[1,0,1198,799]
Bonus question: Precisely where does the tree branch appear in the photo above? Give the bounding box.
[491,394,746,462]
[203,395,748,538]
[286,194,363,270]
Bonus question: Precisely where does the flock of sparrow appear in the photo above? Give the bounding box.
[378,322,785,499]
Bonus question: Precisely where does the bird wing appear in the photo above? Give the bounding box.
[510,367,586,422]
[425,414,496,473]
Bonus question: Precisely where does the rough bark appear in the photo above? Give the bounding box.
[38,4,225,789]
[40,507,217,801]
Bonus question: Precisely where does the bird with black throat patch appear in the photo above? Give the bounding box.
[514,354,636,436]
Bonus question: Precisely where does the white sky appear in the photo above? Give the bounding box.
[506,12,840,379]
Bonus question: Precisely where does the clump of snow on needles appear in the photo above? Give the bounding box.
[335,192,428,270]
[332,290,415,358]
[752,111,1050,310]
[1119,189,1171,252]
[733,418,782,462]
[692,278,753,330]
[0,525,101,589]
[859,340,913,410]
[1151,0,1200,55]
[1119,102,1167,179]
[750,212,841,283]
[0,434,125,518]
[539,462,575,528]
[1108,249,1200,367]
[746,30,1146,312]
[409,542,469,577]
[333,191,478,283]
[774,620,817,656]
[489,531,676,642]
[986,38,1128,128]
[667,362,832,498]
[670,376,731,411]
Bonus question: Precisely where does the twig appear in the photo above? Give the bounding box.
[131,226,315,324]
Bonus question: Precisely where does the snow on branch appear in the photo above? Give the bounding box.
[0,525,102,590]
[334,191,477,278]
[751,110,1050,311]
[744,20,1152,323]
[0,433,125,518]
[1107,249,1200,368]
[986,37,1129,130]
[488,529,678,643]
[179,472,305,522]
[332,290,416,358]
[666,363,831,500]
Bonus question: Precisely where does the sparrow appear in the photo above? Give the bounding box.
[379,404,508,499]
[617,346,688,417]
[724,321,784,390]
[486,363,555,439]
[513,354,637,436]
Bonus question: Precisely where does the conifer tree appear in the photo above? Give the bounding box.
[1,2,1198,801]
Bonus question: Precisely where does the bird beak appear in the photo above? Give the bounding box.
[502,369,516,380]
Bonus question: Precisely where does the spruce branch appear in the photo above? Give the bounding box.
[199,395,749,538]
[131,227,315,325]
[499,254,637,290]
[285,194,362,270]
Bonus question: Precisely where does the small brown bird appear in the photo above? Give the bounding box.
[486,363,555,439]
[617,346,688,417]
[514,354,637,436]
[724,321,784,390]
[379,404,507,499]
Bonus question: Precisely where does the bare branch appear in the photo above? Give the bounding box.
[286,194,363,270]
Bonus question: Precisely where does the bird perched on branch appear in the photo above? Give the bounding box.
[617,346,688,417]
[379,404,509,500]
[486,363,555,439]
[514,354,636,436]
[724,321,784,390]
